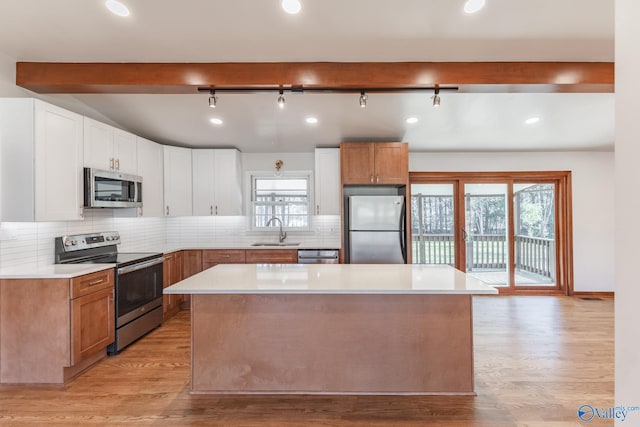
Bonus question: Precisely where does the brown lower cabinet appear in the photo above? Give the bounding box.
[0,269,115,384]
[245,249,298,264]
[180,250,204,309]
[163,248,298,319]
[163,251,184,321]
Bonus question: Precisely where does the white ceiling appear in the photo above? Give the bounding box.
[0,0,615,153]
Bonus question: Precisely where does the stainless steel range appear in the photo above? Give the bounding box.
[55,231,163,355]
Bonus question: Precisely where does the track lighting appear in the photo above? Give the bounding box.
[359,91,367,108]
[208,90,217,108]
[277,90,286,109]
[432,88,441,108]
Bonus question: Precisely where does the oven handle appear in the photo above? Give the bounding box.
[117,257,164,275]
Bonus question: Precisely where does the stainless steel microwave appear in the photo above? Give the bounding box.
[84,168,143,208]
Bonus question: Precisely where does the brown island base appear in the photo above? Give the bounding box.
[163,263,498,395]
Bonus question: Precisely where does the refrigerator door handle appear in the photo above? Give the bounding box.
[400,198,407,263]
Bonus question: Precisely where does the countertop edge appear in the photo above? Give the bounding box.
[0,264,115,279]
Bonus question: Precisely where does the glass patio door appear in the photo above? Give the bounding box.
[411,183,457,265]
[410,172,569,294]
[463,183,510,287]
[513,183,557,287]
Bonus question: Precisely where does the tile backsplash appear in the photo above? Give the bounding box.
[0,211,340,269]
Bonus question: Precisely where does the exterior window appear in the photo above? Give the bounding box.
[251,173,311,230]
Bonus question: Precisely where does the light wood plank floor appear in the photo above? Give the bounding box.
[0,296,614,426]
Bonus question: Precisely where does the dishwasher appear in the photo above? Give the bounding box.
[297,249,340,264]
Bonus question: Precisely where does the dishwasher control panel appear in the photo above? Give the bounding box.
[297,249,340,264]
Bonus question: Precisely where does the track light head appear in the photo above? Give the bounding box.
[208,90,217,108]
[277,90,286,109]
[432,88,441,108]
[359,91,367,108]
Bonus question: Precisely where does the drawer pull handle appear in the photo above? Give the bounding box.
[88,279,104,286]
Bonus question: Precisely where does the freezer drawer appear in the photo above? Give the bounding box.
[349,231,405,264]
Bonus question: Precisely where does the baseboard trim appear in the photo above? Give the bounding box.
[573,291,614,298]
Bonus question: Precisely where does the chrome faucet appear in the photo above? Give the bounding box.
[265,217,287,243]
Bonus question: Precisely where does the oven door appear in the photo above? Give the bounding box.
[116,257,163,327]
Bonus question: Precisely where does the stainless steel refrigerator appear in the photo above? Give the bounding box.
[348,195,406,263]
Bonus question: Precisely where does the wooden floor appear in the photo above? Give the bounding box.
[0,296,613,426]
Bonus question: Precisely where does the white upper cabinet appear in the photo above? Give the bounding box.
[163,145,192,217]
[136,137,164,217]
[0,98,84,221]
[314,148,341,215]
[83,117,137,175]
[192,149,242,216]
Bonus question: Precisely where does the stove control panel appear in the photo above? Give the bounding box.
[59,231,121,252]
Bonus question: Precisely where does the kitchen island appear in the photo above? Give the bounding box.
[164,263,497,395]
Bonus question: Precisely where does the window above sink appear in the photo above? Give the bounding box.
[249,171,312,232]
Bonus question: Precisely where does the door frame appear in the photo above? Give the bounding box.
[410,171,573,295]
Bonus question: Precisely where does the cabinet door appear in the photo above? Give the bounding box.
[183,250,203,278]
[113,129,137,174]
[192,150,215,216]
[374,143,408,185]
[340,143,375,185]
[162,253,175,319]
[163,146,193,217]
[83,117,114,171]
[314,148,340,215]
[213,149,243,215]
[34,100,84,221]
[70,287,114,365]
[136,137,165,217]
[245,249,298,264]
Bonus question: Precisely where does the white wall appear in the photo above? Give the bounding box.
[410,151,615,292]
[615,0,640,420]
[242,152,315,172]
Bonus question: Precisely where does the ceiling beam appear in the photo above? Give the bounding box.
[16,62,614,94]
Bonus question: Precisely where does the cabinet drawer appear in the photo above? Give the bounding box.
[245,249,298,264]
[202,250,246,264]
[70,269,114,298]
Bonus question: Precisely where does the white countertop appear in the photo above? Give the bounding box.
[0,263,115,279]
[164,264,498,295]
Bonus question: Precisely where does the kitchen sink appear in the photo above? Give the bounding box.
[251,242,300,247]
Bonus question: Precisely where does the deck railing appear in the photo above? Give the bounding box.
[412,234,555,278]
[514,235,555,279]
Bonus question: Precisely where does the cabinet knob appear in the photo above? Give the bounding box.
[376,174,379,183]
[215,205,218,215]
[166,206,170,216]
[210,205,213,215]
[370,175,374,183]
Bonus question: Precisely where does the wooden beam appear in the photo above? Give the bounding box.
[16,62,614,94]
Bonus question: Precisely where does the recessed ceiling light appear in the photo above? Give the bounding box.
[305,117,318,124]
[210,118,223,125]
[406,117,419,124]
[281,0,302,14]
[525,117,540,125]
[464,0,485,14]
[105,0,130,17]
